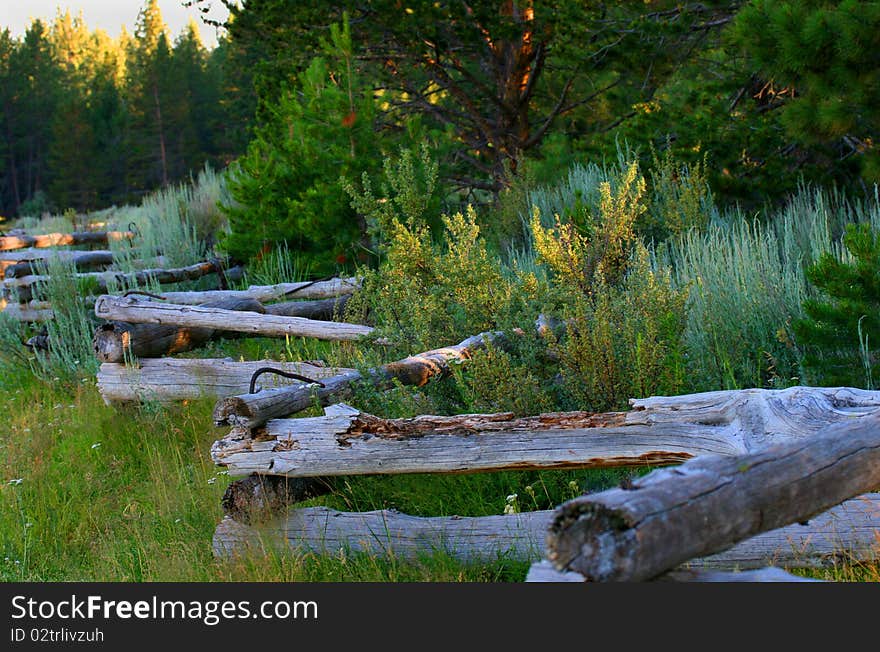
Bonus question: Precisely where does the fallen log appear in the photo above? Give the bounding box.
[263,295,350,320]
[212,494,880,567]
[221,475,334,525]
[1,300,53,322]
[92,297,264,363]
[212,330,506,430]
[210,386,880,478]
[0,249,115,276]
[545,411,880,581]
[158,276,361,305]
[524,561,821,582]
[3,261,240,302]
[0,230,135,251]
[93,294,374,342]
[96,358,354,403]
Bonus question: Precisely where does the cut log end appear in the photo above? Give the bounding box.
[546,499,639,582]
[213,396,254,427]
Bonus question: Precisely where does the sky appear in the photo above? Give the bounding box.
[0,1,231,48]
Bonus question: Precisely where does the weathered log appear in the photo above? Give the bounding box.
[1,301,54,322]
[211,494,880,567]
[545,410,880,582]
[263,295,351,320]
[93,294,374,342]
[212,330,506,430]
[3,261,241,302]
[210,387,880,478]
[158,276,361,305]
[0,230,135,251]
[96,358,354,403]
[92,297,264,363]
[524,561,822,582]
[0,249,118,275]
[221,475,334,525]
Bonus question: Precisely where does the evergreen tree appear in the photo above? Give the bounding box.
[221,17,383,272]
[731,0,880,181]
[794,224,880,388]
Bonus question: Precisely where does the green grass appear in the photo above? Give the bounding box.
[0,370,642,582]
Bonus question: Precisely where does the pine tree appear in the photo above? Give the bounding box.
[220,17,382,273]
[794,223,880,388]
[731,0,880,181]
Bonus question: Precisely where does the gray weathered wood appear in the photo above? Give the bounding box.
[0,230,134,251]
[3,261,239,302]
[546,411,880,581]
[94,294,373,342]
[158,276,361,305]
[92,297,265,363]
[524,561,822,582]
[212,494,880,568]
[96,358,354,404]
[221,475,334,525]
[263,295,351,320]
[0,249,116,276]
[1,300,53,322]
[210,386,880,478]
[212,330,506,430]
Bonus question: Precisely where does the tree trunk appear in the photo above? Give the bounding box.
[0,230,135,251]
[157,276,360,305]
[211,494,880,568]
[1,301,53,322]
[221,475,334,525]
[92,297,264,363]
[96,358,353,404]
[546,411,880,581]
[210,386,880,478]
[93,294,374,342]
[212,330,507,430]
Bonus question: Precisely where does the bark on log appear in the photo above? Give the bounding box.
[545,411,880,581]
[263,295,350,320]
[3,261,241,302]
[211,494,880,567]
[96,358,354,403]
[0,230,135,251]
[210,386,880,478]
[158,276,361,305]
[93,294,374,342]
[212,330,506,430]
[92,297,264,363]
[221,475,334,525]
[524,561,822,582]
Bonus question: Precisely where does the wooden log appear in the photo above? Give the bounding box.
[524,561,822,582]
[263,295,351,320]
[0,249,116,275]
[3,261,241,302]
[96,358,354,403]
[212,330,506,430]
[92,297,265,363]
[210,386,880,478]
[0,230,135,251]
[221,475,334,525]
[545,411,880,581]
[1,301,54,322]
[93,294,374,342]
[212,494,880,568]
[158,276,361,305]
